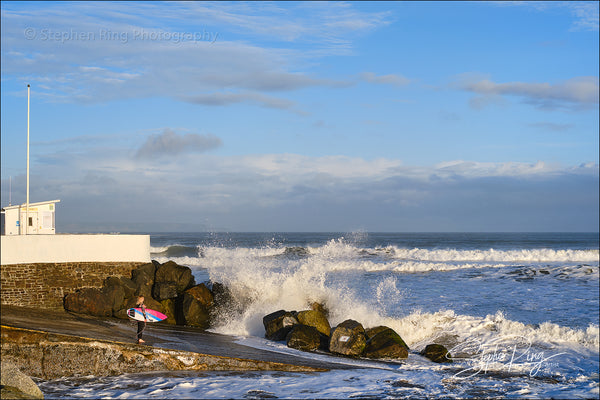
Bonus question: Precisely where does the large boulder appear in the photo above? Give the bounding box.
[105,276,137,299]
[152,281,179,301]
[263,310,299,341]
[329,319,367,357]
[286,324,322,352]
[310,302,329,318]
[178,284,213,328]
[211,282,237,310]
[421,344,452,363]
[297,309,331,336]
[102,278,127,315]
[154,261,195,293]
[64,287,112,317]
[186,284,214,308]
[363,326,409,359]
[0,362,43,399]
[160,298,177,325]
[131,262,157,298]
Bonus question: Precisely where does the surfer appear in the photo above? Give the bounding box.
[136,295,147,344]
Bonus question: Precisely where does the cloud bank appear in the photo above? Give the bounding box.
[4,142,597,232]
[135,129,222,159]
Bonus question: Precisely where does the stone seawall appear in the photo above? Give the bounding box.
[1,262,144,309]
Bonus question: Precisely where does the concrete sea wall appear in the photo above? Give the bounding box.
[0,234,150,309]
[0,234,150,264]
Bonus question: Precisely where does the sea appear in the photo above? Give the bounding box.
[38,232,599,399]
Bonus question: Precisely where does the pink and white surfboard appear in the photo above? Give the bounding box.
[127,307,168,322]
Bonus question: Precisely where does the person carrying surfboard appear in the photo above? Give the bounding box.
[136,295,148,344]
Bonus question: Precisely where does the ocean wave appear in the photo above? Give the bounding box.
[197,252,598,353]
[386,247,599,263]
[153,238,599,264]
[150,244,201,258]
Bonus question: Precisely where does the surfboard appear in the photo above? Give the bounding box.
[127,307,168,323]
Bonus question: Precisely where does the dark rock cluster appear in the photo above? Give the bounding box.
[263,306,451,363]
[62,259,452,363]
[63,260,219,329]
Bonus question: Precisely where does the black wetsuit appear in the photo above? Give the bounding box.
[137,303,147,342]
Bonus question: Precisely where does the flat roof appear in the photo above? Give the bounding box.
[2,199,61,211]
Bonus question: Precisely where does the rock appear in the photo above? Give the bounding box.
[211,282,234,308]
[186,284,214,308]
[209,282,241,323]
[179,284,213,328]
[180,293,210,328]
[131,262,157,298]
[152,281,179,301]
[363,326,409,359]
[0,361,44,399]
[102,281,126,315]
[364,326,388,340]
[286,324,322,352]
[154,261,195,293]
[329,319,367,357]
[421,344,452,363]
[64,287,112,317]
[160,298,177,325]
[310,302,329,318]
[263,310,299,341]
[118,277,138,299]
[103,276,137,300]
[297,309,331,336]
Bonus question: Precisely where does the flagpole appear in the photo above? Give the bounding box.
[26,84,30,235]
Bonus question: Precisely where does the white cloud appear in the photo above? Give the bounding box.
[565,2,599,31]
[0,2,382,105]
[493,1,599,32]
[455,74,599,110]
[180,91,296,110]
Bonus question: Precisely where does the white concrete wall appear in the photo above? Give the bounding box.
[0,234,150,265]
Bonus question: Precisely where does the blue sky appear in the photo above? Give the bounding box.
[1,1,598,232]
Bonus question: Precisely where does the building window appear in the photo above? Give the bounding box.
[29,217,33,226]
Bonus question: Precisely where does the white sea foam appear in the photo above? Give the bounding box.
[189,242,598,357]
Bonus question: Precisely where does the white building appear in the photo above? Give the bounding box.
[1,199,60,235]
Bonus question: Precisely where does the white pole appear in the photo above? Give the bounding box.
[26,84,30,235]
[9,176,12,206]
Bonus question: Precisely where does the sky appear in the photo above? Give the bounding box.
[1,1,598,233]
